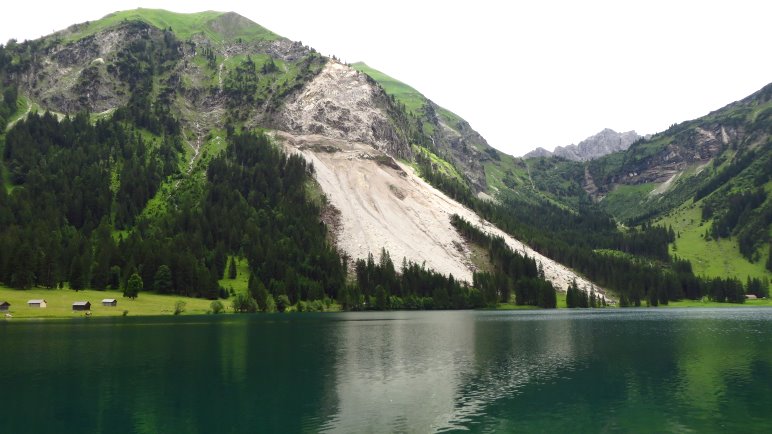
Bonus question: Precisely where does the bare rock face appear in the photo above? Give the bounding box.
[20,21,164,114]
[524,129,641,161]
[278,61,411,159]
[522,147,552,159]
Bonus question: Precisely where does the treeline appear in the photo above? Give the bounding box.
[414,149,475,206]
[452,215,557,308]
[565,280,605,308]
[331,249,484,310]
[416,153,759,304]
[694,147,759,202]
[702,187,771,261]
[0,83,17,128]
[0,111,181,290]
[110,24,182,136]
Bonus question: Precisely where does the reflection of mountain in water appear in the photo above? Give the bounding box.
[320,311,584,432]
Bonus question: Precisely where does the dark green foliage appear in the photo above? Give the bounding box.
[110,25,182,136]
[227,257,237,279]
[710,191,772,261]
[415,151,475,206]
[452,215,556,308]
[746,276,768,298]
[694,148,759,201]
[0,111,176,290]
[706,277,745,303]
[125,272,142,299]
[349,250,483,310]
[232,293,257,313]
[276,294,290,312]
[767,245,772,272]
[154,265,173,293]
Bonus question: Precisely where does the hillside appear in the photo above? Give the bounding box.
[517,85,772,282]
[0,9,595,310]
[0,8,766,310]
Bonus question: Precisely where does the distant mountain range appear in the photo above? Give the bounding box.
[523,129,642,161]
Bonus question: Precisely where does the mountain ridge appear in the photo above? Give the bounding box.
[1,9,767,308]
[523,128,642,161]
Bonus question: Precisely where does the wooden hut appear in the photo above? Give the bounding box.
[27,299,47,308]
[72,301,91,311]
[102,299,118,307]
[0,301,10,311]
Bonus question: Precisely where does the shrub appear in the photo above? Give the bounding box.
[173,300,186,315]
[210,300,224,314]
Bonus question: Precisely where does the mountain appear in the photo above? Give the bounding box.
[0,9,599,309]
[523,129,642,161]
[519,84,772,281]
[0,9,766,309]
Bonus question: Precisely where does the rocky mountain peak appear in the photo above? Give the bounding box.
[524,129,641,161]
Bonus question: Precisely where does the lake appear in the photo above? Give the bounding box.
[1,309,771,433]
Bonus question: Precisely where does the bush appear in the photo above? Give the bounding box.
[276,295,290,312]
[265,294,276,312]
[173,300,186,315]
[210,300,224,314]
[232,293,258,313]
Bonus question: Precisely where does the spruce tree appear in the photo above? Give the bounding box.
[228,257,237,279]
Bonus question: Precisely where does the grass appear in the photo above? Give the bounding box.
[468,243,494,275]
[413,145,465,181]
[0,286,218,319]
[61,9,279,44]
[496,291,570,309]
[351,62,427,114]
[656,204,771,281]
[218,256,250,295]
[600,182,658,221]
[664,298,772,308]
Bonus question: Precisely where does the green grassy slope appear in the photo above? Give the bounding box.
[655,202,771,281]
[0,286,216,318]
[351,62,428,114]
[63,8,280,44]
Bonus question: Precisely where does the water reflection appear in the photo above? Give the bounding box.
[319,311,588,432]
[1,309,771,433]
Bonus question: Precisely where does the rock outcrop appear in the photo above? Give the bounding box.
[278,61,412,159]
[524,128,641,161]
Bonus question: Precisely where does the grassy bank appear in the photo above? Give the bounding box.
[663,298,772,308]
[0,286,217,319]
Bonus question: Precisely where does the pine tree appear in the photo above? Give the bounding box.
[228,257,237,279]
[154,265,173,293]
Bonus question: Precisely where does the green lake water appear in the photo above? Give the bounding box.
[1,309,771,433]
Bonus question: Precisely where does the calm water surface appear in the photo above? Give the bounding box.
[1,309,771,433]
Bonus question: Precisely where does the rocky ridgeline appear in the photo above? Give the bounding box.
[524,128,641,161]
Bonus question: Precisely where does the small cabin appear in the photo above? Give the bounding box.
[28,299,47,308]
[746,294,758,300]
[0,301,10,311]
[72,301,91,311]
[102,299,117,307]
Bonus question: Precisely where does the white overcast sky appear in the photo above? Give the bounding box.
[2,0,771,156]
